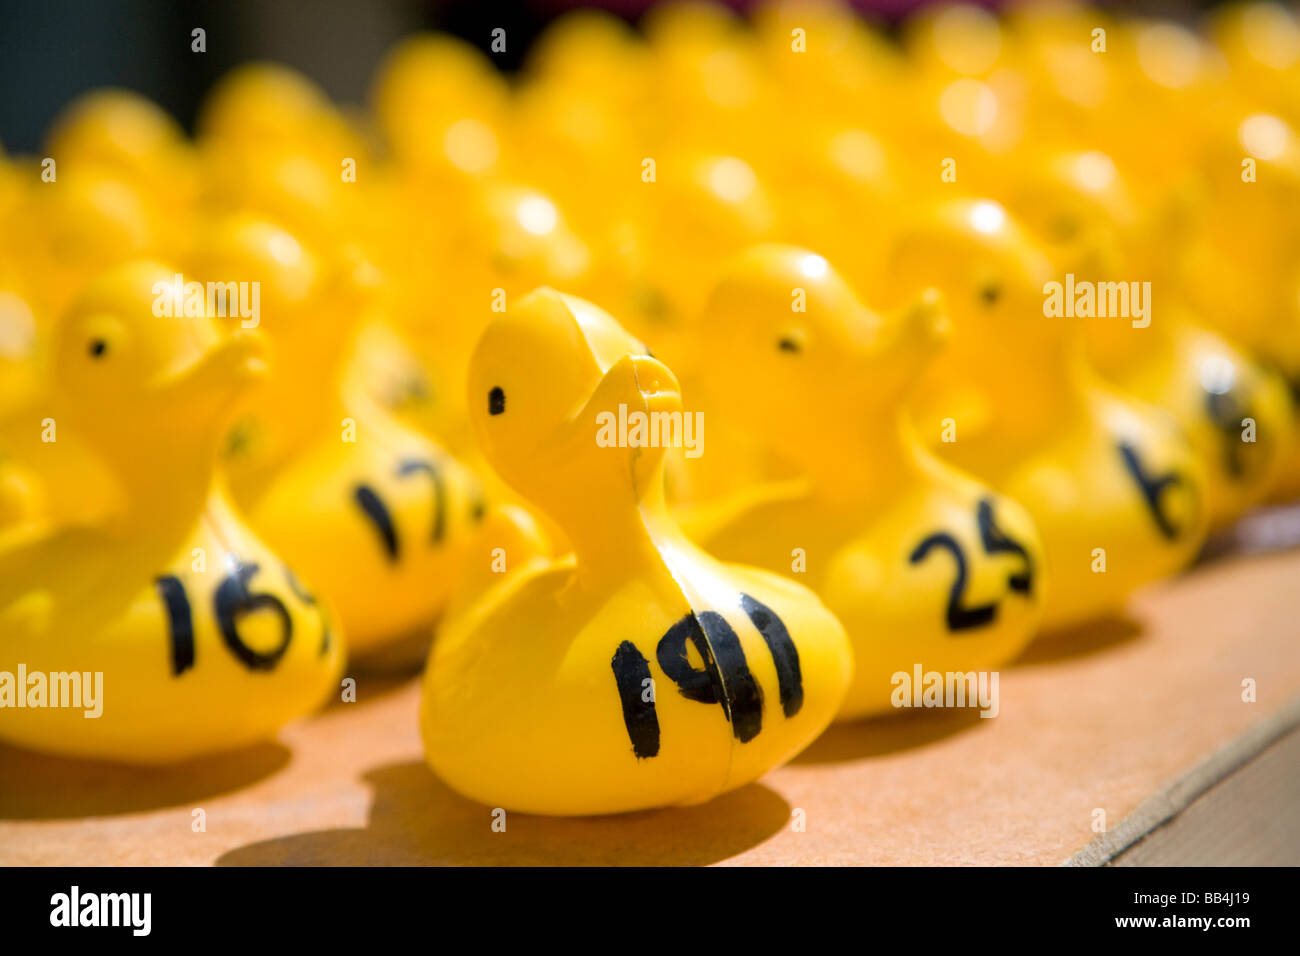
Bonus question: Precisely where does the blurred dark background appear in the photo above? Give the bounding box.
[0,0,1218,153]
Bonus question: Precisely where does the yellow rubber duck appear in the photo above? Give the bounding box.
[640,1,768,157]
[627,151,778,360]
[421,287,852,815]
[44,88,198,229]
[196,62,361,170]
[757,122,904,298]
[1180,109,1300,499]
[366,35,508,404]
[195,65,366,271]
[896,2,1027,199]
[0,282,48,528]
[0,277,119,533]
[11,165,159,320]
[681,245,1045,718]
[371,32,508,185]
[1211,2,1300,125]
[1,163,160,529]
[0,282,40,429]
[0,260,342,762]
[1004,149,1293,526]
[199,216,538,657]
[882,201,1208,631]
[373,180,600,456]
[511,7,648,214]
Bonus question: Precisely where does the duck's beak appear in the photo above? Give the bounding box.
[897,287,950,351]
[855,288,948,400]
[338,244,383,309]
[628,353,682,417]
[580,352,682,420]
[570,352,684,491]
[165,330,269,412]
[1071,228,1123,278]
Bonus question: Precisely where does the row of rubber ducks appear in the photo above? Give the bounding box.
[2,0,1299,815]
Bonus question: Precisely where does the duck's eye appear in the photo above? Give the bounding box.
[488,386,506,416]
[1052,215,1079,241]
[777,336,802,354]
[979,282,1002,306]
[88,338,108,358]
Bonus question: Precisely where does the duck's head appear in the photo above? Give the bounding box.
[211,150,351,250]
[880,199,1057,354]
[45,89,194,193]
[696,244,947,447]
[22,168,155,316]
[904,2,1005,79]
[371,33,507,177]
[192,215,377,346]
[481,184,592,289]
[1002,150,1136,277]
[468,287,679,521]
[50,260,267,459]
[198,63,357,164]
[643,0,759,104]
[0,285,40,421]
[524,8,649,95]
[641,153,777,321]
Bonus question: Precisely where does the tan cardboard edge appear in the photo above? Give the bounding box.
[1063,694,1300,866]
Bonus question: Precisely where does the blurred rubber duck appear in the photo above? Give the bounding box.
[1085,16,1230,195]
[1000,0,1116,147]
[194,66,457,485]
[11,165,158,319]
[751,0,907,126]
[421,287,852,814]
[1211,2,1300,125]
[371,32,508,186]
[0,283,41,430]
[621,152,780,507]
[196,62,361,169]
[199,217,541,658]
[641,1,769,157]
[682,246,1044,718]
[1180,109,1300,499]
[1005,149,1293,525]
[195,64,366,270]
[0,278,119,532]
[0,260,342,762]
[512,6,649,219]
[882,201,1207,631]
[44,88,198,228]
[367,34,508,377]
[896,2,1028,197]
[757,123,904,296]
[380,181,600,456]
[0,283,48,528]
[627,151,778,360]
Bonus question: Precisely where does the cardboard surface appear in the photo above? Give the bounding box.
[2,547,1298,866]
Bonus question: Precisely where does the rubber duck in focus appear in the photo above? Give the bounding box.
[682,245,1045,718]
[0,260,342,762]
[421,287,852,814]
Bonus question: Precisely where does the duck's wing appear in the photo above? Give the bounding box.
[674,476,814,546]
[0,520,96,608]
